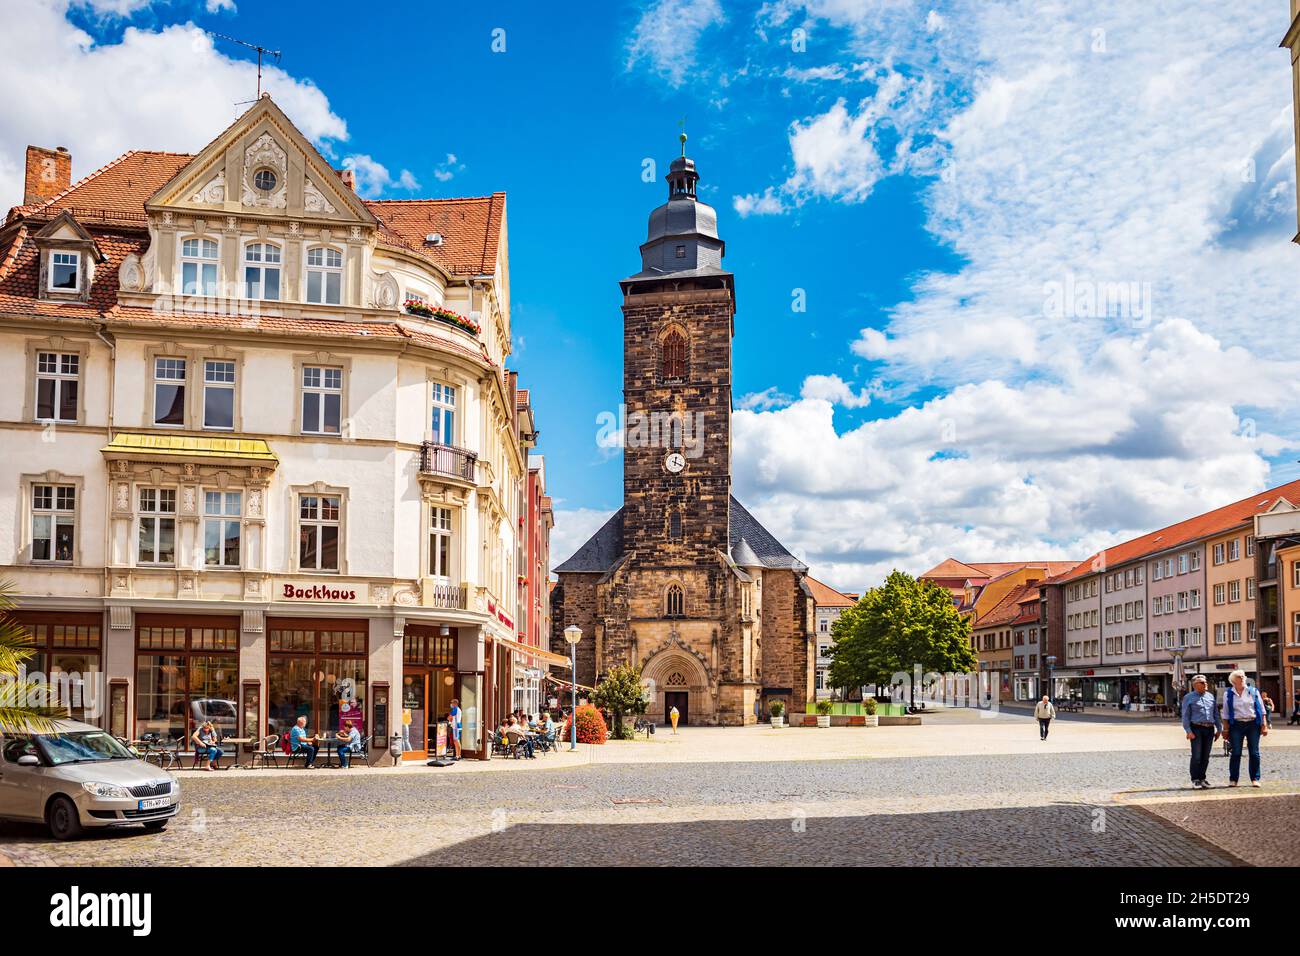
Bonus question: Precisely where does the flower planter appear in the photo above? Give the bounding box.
[815,715,831,728]
[862,714,879,727]
[769,716,784,727]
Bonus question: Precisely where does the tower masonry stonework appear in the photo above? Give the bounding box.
[551,140,814,726]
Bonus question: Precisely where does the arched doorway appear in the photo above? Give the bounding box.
[641,649,711,726]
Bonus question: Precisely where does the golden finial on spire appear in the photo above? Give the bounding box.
[678,116,688,156]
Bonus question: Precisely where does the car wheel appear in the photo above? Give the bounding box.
[47,796,83,841]
[142,820,168,833]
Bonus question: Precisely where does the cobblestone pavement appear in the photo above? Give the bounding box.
[1134,792,1300,867]
[4,744,1295,866]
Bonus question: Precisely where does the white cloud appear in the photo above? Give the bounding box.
[0,1,348,209]
[432,153,464,183]
[626,0,725,87]
[205,0,236,12]
[738,386,794,410]
[549,508,617,571]
[725,0,1300,594]
[341,154,419,198]
[799,374,872,408]
[733,187,786,217]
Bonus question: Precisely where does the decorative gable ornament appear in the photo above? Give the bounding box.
[188,171,226,204]
[241,133,288,209]
[303,178,337,214]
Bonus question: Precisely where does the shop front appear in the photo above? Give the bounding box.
[135,613,242,743]
[11,610,103,724]
[400,625,457,760]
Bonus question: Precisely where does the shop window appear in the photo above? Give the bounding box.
[134,620,238,744]
[267,622,367,738]
[11,614,101,722]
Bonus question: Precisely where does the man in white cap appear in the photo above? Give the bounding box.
[1180,674,1219,789]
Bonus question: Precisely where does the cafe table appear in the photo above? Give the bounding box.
[220,737,254,769]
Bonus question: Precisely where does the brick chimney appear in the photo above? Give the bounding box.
[338,168,357,192]
[24,145,72,206]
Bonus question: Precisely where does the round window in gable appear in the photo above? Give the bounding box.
[253,168,278,193]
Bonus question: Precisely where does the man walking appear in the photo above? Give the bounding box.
[1034,694,1056,740]
[1222,669,1268,788]
[1181,674,1219,789]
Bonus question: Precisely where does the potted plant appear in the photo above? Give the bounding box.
[815,698,834,728]
[768,699,785,727]
[863,696,879,727]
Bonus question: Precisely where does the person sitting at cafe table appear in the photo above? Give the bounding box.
[191,720,224,771]
[334,720,362,769]
[290,715,320,769]
[506,717,535,759]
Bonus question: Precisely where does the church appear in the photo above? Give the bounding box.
[550,138,815,726]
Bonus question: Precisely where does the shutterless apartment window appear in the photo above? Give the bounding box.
[1228,580,1241,602]
[1213,583,1225,605]
[137,488,176,565]
[35,351,78,422]
[1229,621,1242,644]
[1213,543,1225,565]
[431,382,456,446]
[1214,623,1226,645]
[305,247,343,304]
[153,357,186,427]
[180,238,219,296]
[298,494,340,572]
[301,366,342,435]
[1228,539,1240,561]
[428,506,453,579]
[48,251,79,291]
[203,491,241,568]
[1189,550,1200,571]
[203,360,236,429]
[31,484,75,562]
[1178,554,1188,574]
[244,243,281,300]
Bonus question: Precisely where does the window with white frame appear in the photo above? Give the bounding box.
[1162,594,1173,614]
[35,351,78,422]
[1229,621,1242,644]
[1190,589,1201,609]
[31,484,75,562]
[1246,535,1256,557]
[1189,627,1203,647]
[1164,558,1173,578]
[1177,591,1188,612]
[431,382,457,446]
[1213,543,1225,565]
[1248,620,1256,643]
[1228,539,1240,561]
[203,359,235,430]
[1135,600,1143,619]
[1135,632,1145,651]
[1228,580,1241,602]
[1294,561,1300,589]
[243,243,281,300]
[301,365,342,435]
[1214,623,1226,645]
[137,488,176,565]
[1189,550,1200,571]
[1247,577,1255,599]
[203,491,241,568]
[1213,583,1225,605]
[298,494,340,572]
[153,357,187,427]
[428,506,453,579]
[305,247,343,304]
[1136,565,1144,584]
[1178,554,1188,574]
[1151,597,1161,616]
[48,251,79,291]
[1152,562,1162,581]
[180,238,219,297]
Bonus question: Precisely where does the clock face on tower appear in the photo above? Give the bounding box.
[664,452,686,474]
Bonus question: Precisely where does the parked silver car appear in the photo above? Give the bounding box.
[0,719,180,840]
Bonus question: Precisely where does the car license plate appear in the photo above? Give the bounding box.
[138,797,171,811]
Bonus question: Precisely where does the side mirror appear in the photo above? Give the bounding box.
[16,755,39,767]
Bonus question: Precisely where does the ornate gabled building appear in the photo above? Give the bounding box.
[0,94,554,761]
[550,138,814,726]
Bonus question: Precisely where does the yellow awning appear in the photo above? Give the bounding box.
[493,633,572,669]
[101,433,278,465]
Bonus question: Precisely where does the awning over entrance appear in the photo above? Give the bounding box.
[101,433,279,466]
[492,633,572,669]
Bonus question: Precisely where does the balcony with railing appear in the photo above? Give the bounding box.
[423,580,467,610]
[420,442,477,482]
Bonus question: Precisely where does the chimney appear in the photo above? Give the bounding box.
[338,168,357,192]
[24,145,72,206]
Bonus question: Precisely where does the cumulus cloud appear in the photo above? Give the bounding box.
[549,507,617,571]
[0,1,347,208]
[341,154,419,198]
[626,0,725,87]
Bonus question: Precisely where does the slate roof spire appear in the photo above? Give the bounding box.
[626,133,727,282]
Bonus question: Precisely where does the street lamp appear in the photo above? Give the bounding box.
[1045,655,1056,702]
[564,625,582,751]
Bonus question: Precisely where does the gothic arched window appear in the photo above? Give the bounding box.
[661,330,686,382]
[666,584,684,618]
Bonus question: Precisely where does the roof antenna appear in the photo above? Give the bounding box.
[209,32,282,103]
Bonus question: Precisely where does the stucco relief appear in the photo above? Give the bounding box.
[303,178,337,214]
[241,133,288,209]
[188,171,226,204]
[369,270,400,310]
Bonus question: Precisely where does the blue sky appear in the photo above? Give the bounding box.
[4,0,1300,591]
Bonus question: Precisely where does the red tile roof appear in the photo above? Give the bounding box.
[1053,479,1300,584]
[975,583,1038,629]
[805,575,857,607]
[10,150,191,223]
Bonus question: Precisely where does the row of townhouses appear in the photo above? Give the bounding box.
[924,479,1300,712]
[0,97,556,761]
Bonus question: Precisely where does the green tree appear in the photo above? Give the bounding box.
[0,581,65,732]
[592,663,649,739]
[826,570,976,705]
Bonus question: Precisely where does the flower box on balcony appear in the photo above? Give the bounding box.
[404,299,481,336]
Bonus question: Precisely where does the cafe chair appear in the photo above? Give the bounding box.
[250,734,283,770]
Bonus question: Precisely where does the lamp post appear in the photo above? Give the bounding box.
[1045,655,1056,702]
[564,625,582,751]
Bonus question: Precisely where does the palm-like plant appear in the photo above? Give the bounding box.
[0,581,65,733]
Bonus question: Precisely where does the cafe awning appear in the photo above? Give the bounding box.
[492,633,572,669]
[101,433,279,467]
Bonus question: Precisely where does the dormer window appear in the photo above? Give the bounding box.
[48,252,79,291]
[181,238,219,297]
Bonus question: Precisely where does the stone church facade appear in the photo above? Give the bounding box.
[550,140,814,725]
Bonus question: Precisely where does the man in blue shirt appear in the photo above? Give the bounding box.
[1180,674,1219,789]
[448,699,462,760]
[290,716,319,769]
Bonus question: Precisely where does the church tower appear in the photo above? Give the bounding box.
[552,136,814,727]
[619,134,734,563]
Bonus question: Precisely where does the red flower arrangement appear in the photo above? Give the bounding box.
[403,299,482,336]
[562,704,608,745]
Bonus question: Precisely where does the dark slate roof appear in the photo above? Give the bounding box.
[728,496,807,571]
[553,508,625,573]
[554,496,806,574]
